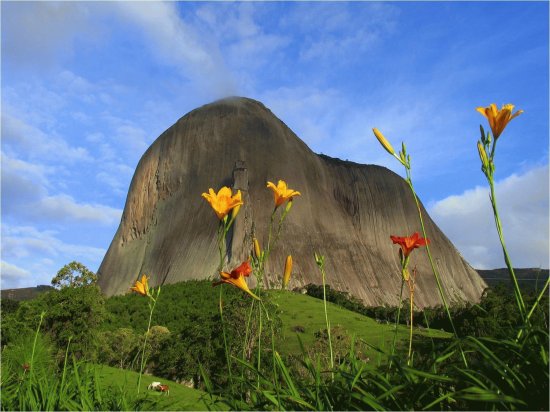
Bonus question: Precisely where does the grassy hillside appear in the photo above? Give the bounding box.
[477,267,549,290]
[0,285,54,301]
[103,280,449,356]
[271,290,450,357]
[96,364,225,411]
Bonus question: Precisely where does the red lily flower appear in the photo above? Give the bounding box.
[390,232,430,258]
[213,261,259,300]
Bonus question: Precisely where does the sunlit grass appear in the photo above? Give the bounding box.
[95,364,226,411]
[271,290,450,356]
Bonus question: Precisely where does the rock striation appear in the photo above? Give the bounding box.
[97,97,486,307]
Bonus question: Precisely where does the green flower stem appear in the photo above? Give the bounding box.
[29,312,46,381]
[242,298,257,360]
[60,336,72,391]
[408,288,414,365]
[257,297,262,389]
[263,301,281,408]
[264,205,290,266]
[488,178,527,321]
[215,219,234,383]
[517,276,549,341]
[482,135,527,322]
[405,168,468,367]
[217,222,225,273]
[318,258,334,380]
[219,286,233,382]
[388,279,404,373]
[265,208,277,261]
[137,297,156,393]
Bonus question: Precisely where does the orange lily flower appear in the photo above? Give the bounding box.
[202,187,243,220]
[476,103,523,140]
[213,261,260,300]
[390,232,430,258]
[282,255,292,290]
[131,274,150,297]
[266,180,301,207]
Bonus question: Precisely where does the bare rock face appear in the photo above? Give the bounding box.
[97,97,486,307]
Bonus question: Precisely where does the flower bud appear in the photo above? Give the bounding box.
[231,203,241,220]
[372,128,396,155]
[253,238,261,260]
[477,140,489,170]
[285,199,294,213]
[282,255,292,290]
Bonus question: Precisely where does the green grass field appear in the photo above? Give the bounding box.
[271,290,450,357]
[96,364,226,411]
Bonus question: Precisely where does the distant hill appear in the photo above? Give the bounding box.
[0,285,54,301]
[477,268,549,291]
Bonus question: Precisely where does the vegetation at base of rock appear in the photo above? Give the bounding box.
[2,277,547,410]
[303,282,549,338]
[1,284,107,360]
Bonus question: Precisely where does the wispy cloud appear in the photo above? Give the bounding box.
[1,261,31,282]
[1,2,99,68]
[115,2,236,98]
[38,195,122,225]
[1,225,107,289]
[2,110,91,163]
[429,165,549,269]
[2,151,122,226]
[280,2,399,64]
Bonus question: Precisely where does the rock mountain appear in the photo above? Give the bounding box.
[97,97,486,307]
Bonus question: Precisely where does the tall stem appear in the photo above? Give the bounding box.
[407,289,414,364]
[488,179,526,320]
[516,276,549,341]
[137,298,156,393]
[320,263,334,380]
[29,312,46,381]
[388,279,404,373]
[256,298,262,389]
[405,170,467,367]
[219,286,233,382]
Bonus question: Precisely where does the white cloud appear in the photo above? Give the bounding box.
[39,195,122,225]
[1,261,30,280]
[280,3,399,63]
[1,2,98,68]
[115,2,236,98]
[429,165,549,269]
[2,226,106,262]
[1,111,91,163]
[194,3,290,75]
[1,152,122,225]
[1,226,107,289]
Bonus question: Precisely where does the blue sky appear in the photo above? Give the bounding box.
[1,1,549,289]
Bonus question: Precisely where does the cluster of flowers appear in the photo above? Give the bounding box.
[201,180,300,299]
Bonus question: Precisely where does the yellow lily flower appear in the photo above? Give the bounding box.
[266,180,301,207]
[476,103,523,140]
[130,274,150,297]
[202,187,243,220]
[282,255,292,290]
